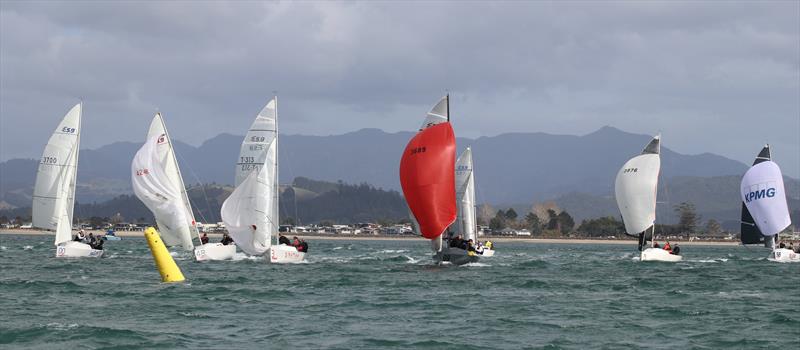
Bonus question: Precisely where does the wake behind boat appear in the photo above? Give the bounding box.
[615,135,682,262]
[132,113,236,261]
[740,145,797,263]
[33,103,103,258]
[222,96,306,263]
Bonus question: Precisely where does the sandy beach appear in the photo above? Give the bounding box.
[0,229,742,246]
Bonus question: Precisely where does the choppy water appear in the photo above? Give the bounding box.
[1,234,798,349]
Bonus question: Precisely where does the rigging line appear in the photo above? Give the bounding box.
[173,150,213,224]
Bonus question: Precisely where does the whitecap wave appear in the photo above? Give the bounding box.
[461,262,490,267]
[23,245,33,250]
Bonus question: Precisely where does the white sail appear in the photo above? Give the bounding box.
[419,95,448,130]
[33,103,81,245]
[454,147,477,241]
[615,135,661,235]
[221,169,271,255]
[225,98,278,254]
[741,160,791,236]
[131,113,195,250]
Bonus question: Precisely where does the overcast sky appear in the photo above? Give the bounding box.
[1,1,798,176]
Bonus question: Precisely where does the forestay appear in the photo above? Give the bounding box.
[615,135,660,236]
[131,114,195,250]
[454,147,477,242]
[33,103,81,246]
[740,152,791,237]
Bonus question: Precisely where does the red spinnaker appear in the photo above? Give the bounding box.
[399,122,457,240]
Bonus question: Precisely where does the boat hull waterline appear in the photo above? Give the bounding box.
[194,243,237,261]
[769,248,799,262]
[434,247,480,265]
[270,244,306,263]
[640,247,682,262]
[56,241,103,258]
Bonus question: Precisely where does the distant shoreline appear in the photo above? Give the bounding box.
[0,229,742,246]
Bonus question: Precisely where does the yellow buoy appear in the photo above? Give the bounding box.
[144,227,185,283]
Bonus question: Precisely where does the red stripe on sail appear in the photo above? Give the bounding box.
[399,122,457,240]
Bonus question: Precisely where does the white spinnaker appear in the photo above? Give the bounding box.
[741,161,791,236]
[221,168,271,255]
[33,103,81,246]
[615,137,661,235]
[455,147,477,242]
[131,114,194,250]
[419,95,448,130]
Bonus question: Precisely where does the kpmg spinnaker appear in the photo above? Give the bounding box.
[33,103,103,258]
[615,134,682,262]
[132,113,236,261]
[740,145,797,262]
[221,97,306,263]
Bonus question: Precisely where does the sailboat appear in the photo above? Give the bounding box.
[740,145,797,262]
[615,135,682,262]
[33,103,102,258]
[221,97,305,263]
[132,113,236,261]
[448,147,494,260]
[400,95,465,265]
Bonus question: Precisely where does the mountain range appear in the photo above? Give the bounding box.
[1,126,797,228]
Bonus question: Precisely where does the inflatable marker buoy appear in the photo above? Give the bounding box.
[144,227,185,283]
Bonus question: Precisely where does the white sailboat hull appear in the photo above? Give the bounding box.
[56,241,103,258]
[769,248,799,262]
[270,244,306,263]
[640,247,682,262]
[194,243,237,261]
[433,247,480,265]
[480,248,495,257]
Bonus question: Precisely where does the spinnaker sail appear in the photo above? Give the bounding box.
[399,96,457,240]
[615,135,661,249]
[740,145,791,245]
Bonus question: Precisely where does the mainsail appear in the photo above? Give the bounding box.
[740,145,791,246]
[33,103,82,246]
[615,135,661,248]
[740,145,772,245]
[399,96,457,240]
[222,98,278,255]
[131,113,196,250]
[454,147,477,242]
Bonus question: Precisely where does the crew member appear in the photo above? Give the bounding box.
[220,233,233,245]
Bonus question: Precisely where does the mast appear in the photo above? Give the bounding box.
[159,113,201,243]
[67,102,82,230]
[273,94,279,245]
[446,93,450,122]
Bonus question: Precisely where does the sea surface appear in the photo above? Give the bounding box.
[0,234,798,349]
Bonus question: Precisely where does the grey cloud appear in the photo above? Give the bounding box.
[1,0,798,177]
